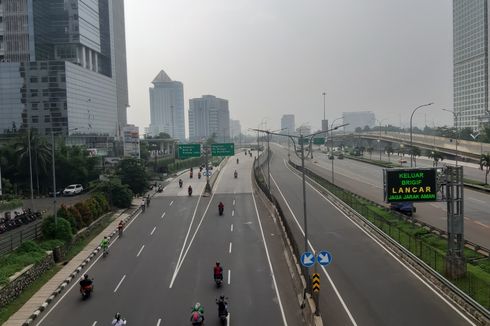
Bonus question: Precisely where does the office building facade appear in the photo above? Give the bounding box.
[453,0,489,130]
[281,114,295,134]
[189,95,230,142]
[230,119,241,140]
[342,111,375,132]
[149,70,185,141]
[0,0,129,141]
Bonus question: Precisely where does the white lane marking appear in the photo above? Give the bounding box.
[231,224,234,232]
[150,226,156,235]
[114,275,126,293]
[251,190,288,326]
[36,210,144,325]
[270,172,356,325]
[156,318,162,326]
[229,242,232,254]
[227,313,230,326]
[233,199,236,206]
[137,245,145,257]
[91,322,97,326]
[232,210,235,217]
[161,212,166,219]
[170,165,226,288]
[282,160,477,326]
[468,197,485,204]
[474,221,490,229]
[228,269,231,285]
[170,200,174,206]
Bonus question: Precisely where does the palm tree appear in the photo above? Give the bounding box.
[480,153,490,185]
[428,150,445,167]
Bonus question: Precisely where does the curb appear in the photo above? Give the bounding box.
[21,207,140,325]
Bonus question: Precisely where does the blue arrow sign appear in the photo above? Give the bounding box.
[300,252,315,268]
[317,250,333,266]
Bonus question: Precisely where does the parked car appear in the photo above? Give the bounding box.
[63,184,84,196]
[338,153,344,159]
[48,189,62,197]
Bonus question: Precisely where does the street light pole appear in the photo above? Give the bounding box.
[322,92,326,121]
[51,130,57,226]
[330,117,343,184]
[443,109,461,166]
[410,102,434,167]
[376,119,387,161]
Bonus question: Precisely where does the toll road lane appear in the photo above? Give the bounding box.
[274,144,490,248]
[35,193,208,326]
[268,150,474,326]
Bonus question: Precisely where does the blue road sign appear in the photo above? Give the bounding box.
[300,252,315,268]
[317,250,333,266]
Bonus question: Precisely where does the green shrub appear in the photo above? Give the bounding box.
[92,192,110,213]
[67,206,82,230]
[41,216,73,243]
[94,179,133,209]
[16,240,41,254]
[39,239,65,251]
[74,202,93,227]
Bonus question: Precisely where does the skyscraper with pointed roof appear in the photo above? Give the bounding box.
[149,70,185,141]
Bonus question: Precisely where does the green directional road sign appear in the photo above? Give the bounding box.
[313,137,325,145]
[298,138,309,145]
[178,144,201,159]
[211,143,235,156]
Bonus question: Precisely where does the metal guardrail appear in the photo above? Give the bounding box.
[289,160,490,320]
[0,221,43,256]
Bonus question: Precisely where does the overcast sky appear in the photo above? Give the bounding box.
[125,0,453,135]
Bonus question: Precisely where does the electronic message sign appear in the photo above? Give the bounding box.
[383,168,438,203]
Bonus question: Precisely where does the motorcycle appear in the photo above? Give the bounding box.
[188,186,193,196]
[80,281,93,300]
[218,205,224,216]
[179,179,183,188]
[198,172,201,179]
[234,171,238,178]
[157,184,163,192]
[216,297,228,324]
[214,275,223,288]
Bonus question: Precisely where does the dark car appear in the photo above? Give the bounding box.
[48,189,62,197]
[390,202,416,216]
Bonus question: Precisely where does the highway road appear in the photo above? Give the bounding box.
[34,154,304,326]
[276,144,490,248]
[267,146,476,326]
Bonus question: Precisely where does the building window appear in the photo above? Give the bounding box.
[31,102,38,110]
[30,77,38,83]
[31,116,39,123]
[31,89,38,97]
[41,77,48,83]
[44,116,50,123]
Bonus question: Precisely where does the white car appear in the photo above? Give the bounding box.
[63,184,84,196]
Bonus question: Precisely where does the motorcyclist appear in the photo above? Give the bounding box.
[198,171,201,179]
[79,274,93,293]
[112,312,127,326]
[213,262,223,281]
[234,170,238,178]
[236,158,239,164]
[188,185,193,196]
[216,295,228,317]
[179,178,183,188]
[191,303,204,325]
[117,221,124,236]
[192,302,204,314]
[100,236,109,254]
[146,194,151,207]
[218,202,224,215]
[141,198,146,212]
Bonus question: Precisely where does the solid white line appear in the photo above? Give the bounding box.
[150,226,156,235]
[156,318,162,326]
[114,275,126,293]
[232,210,235,217]
[136,245,145,257]
[251,191,288,325]
[233,199,236,206]
[91,322,97,326]
[468,197,485,204]
[231,224,234,232]
[474,221,490,229]
[169,163,226,288]
[170,200,174,206]
[36,210,144,325]
[271,167,357,326]
[229,242,232,254]
[283,159,477,326]
[161,212,166,219]
[228,269,231,285]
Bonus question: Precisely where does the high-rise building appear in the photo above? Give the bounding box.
[0,0,129,143]
[342,111,375,132]
[189,95,230,142]
[453,0,489,130]
[281,114,295,134]
[230,119,241,139]
[149,70,185,141]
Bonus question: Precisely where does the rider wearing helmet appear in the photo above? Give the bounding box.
[100,236,109,252]
[79,274,92,288]
[112,312,126,326]
[191,303,204,325]
[213,262,223,280]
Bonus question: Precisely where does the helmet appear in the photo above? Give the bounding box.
[84,274,89,279]
[115,312,121,320]
[220,295,225,300]
[216,262,220,266]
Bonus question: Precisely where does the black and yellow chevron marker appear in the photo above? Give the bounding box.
[312,273,320,293]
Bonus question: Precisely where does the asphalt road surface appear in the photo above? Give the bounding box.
[34,154,304,326]
[274,144,490,248]
[267,147,476,326]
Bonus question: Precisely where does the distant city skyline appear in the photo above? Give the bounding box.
[189,95,230,141]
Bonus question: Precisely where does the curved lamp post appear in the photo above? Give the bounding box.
[410,102,434,167]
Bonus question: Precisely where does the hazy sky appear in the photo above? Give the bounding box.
[125,0,453,135]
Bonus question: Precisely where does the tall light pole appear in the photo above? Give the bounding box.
[330,117,343,184]
[410,102,434,167]
[376,118,388,161]
[322,92,326,121]
[442,109,461,166]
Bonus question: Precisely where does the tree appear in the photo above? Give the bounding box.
[96,179,133,208]
[480,153,490,185]
[385,145,394,162]
[117,158,148,195]
[157,132,171,139]
[41,216,73,243]
[428,150,445,167]
[409,146,421,166]
[206,133,217,145]
[363,125,371,132]
[355,127,363,133]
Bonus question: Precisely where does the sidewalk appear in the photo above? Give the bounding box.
[4,199,141,326]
